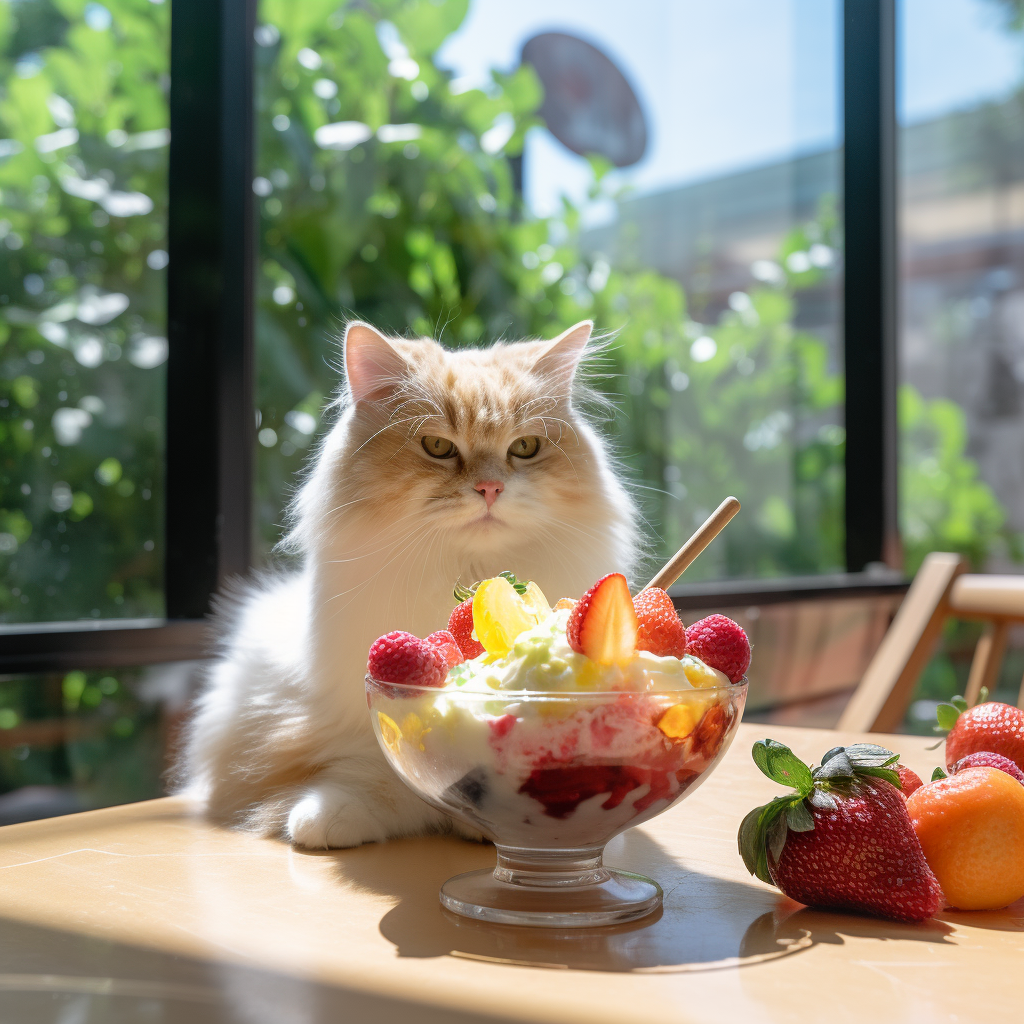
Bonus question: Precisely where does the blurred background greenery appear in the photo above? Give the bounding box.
[1,0,1022,815]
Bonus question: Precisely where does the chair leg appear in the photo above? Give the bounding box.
[964,622,1008,706]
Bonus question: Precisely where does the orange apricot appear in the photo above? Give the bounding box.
[907,766,1024,911]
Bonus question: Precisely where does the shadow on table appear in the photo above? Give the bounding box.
[318,829,956,973]
[937,901,1024,932]
[0,914,513,1024]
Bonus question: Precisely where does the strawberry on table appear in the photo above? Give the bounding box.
[367,630,448,688]
[738,740,943,922]
[685,614,750,683]
[895,763,924,797]
[938,698,1024,772]
[633,587,688,658]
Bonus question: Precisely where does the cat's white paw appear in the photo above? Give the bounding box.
[286,787,388,849]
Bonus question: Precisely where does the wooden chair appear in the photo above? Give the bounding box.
[838,552,1024,733]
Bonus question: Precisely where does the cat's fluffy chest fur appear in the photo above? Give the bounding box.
[181,320,640,848]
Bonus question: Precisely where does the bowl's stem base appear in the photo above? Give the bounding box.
[440,845,662,927]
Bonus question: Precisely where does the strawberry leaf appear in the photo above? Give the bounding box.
[951,695,968,713]
[767,814,788,862]
[738,793,808,885]
[814,750,855,780]
[453,581,477,603]
[843,744,900,768]
[931,766,947,781]
[935,702,962,732]
[808,788,838,811]
[751,740,813,795]
[785,799,814,832]
[853,766,902,787]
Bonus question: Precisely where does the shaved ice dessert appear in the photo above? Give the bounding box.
[365,571,748,924]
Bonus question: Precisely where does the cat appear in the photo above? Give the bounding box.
[180,319,641,849]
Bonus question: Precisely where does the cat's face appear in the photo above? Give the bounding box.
[325,321,606,558]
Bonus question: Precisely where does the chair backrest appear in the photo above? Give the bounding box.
[838,552,1024,733]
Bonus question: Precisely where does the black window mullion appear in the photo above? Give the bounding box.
[166,0,256,619]
[842,0,900,572]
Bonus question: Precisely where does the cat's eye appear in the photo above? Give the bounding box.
[422,435,458,459]
[508,436,542,459]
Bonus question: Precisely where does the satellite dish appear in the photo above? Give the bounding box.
[520,32,647,168]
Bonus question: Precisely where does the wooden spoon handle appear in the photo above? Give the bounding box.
[642,496,741,592]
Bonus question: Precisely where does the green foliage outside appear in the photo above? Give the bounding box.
[0,0,1018,808]
[0,0,167,627]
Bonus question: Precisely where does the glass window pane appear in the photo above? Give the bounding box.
[0,661,200,824]
[898,0,1024,731]
[0,0,169,623]
[254,0,842,579]
[899,0,1024,572]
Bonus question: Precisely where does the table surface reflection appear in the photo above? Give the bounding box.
[0,722,1020,1024]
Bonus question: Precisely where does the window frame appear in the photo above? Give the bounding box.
[0,0,906,675]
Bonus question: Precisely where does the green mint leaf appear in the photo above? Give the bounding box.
[498,571,529,595]
[935,703,962,732]
[931,766,948,781]
[751,739,813,795]
[785,798,815,833]
[843,743,900,768]
[453,580,477,603]
[951,695,968,713]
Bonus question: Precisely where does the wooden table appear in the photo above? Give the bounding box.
[1,723,1021,1023]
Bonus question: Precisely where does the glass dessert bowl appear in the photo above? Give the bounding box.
[367,675,747,927]
[364,571,750,927]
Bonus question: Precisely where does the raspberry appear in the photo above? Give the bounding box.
[367,631,447,687]
[951,750,1024,784]
[426,630,464,671]
[633,587,687,658]
[685,614,750,683]
[447,598,484,659]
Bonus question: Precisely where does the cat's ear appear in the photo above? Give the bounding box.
[533,320,593,389]
[343,321,409,403]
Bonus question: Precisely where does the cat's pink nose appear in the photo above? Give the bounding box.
[474,480,504,508]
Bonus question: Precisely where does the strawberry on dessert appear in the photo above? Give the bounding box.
[633,587,688,658]
[426,630,464,671]
[566,573,639,666]
[939,699,1024,772]
[685,614,751,683]
[738,740,943,921]
[367,631,448,688]
[448,597,484,660]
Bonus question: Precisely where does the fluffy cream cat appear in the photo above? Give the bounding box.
[182,319,640,848]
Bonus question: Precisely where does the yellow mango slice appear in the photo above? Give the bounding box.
[472,577,544,656]
[657,697,716,739]
[377,712,403,754]
[683,657,724,689]
[520,580,551,619]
